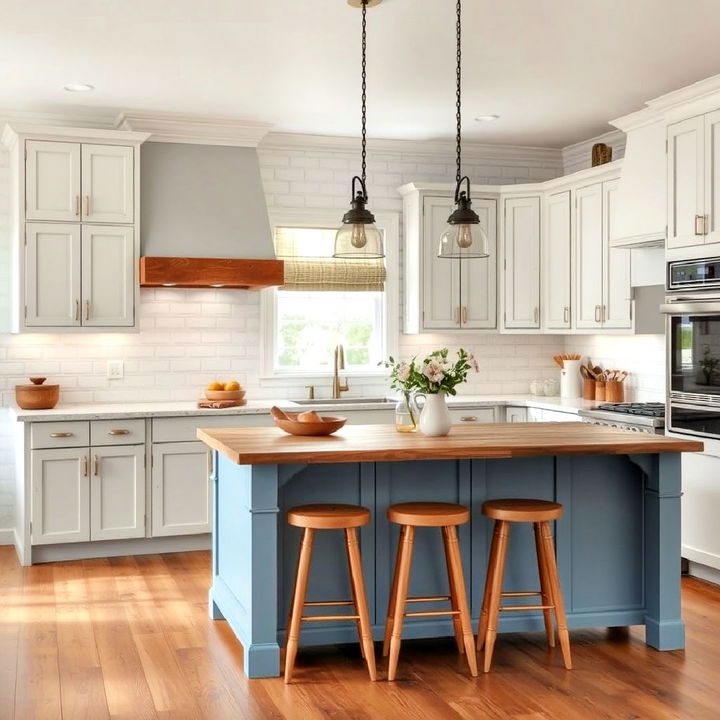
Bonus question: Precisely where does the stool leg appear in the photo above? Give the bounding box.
[483,520,510,673]
[540,521,572,670]
[477,519,502,652]
[443,526,478,677]
[441,525,465,654]
[345,527,377,681]
[284,527,314,683]
[533,522,555,649]
[387,525,415,682]
[345,532,366,661]
[382,525,405,657]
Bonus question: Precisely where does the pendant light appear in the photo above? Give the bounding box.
[438,0,489,259]
[334,0,384,259]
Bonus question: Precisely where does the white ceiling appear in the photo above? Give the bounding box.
[3,0,720,147]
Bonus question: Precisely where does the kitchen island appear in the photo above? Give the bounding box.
[197,422,702,678]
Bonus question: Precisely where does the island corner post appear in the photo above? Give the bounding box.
[197,423,701,679]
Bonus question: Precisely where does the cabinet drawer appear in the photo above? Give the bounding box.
[449,407,497,424]
[152,414,267,443]
[31,421,89,449]
[91,419,146,445]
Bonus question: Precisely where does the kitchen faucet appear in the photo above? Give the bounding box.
[332,344,349,399]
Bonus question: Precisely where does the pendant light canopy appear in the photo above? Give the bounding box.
[334,0,384,259]
[438,0,489,260]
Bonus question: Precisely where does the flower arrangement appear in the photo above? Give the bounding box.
[381,348,479,395]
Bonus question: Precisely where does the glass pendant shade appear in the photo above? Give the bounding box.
[438,222,489,259]
[334,221,384,258]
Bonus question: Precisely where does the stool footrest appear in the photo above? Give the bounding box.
[404,609,460,618]
[501,591,541,598]
[499,604,553,612]
[406,595,451,604]
[304,600,354,607]
[301,614,360,622]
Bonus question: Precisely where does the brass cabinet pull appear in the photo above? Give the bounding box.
[461,306,468,324]
[602,305,607,323]
[82,456,88,477]
[107,429,130,436]
[453,306,460,325]
[460,416,478,422]
[85,300,90,321]
[207,451,214,477]
[49,431,73,438]
[563,306,569,323]
[705,214,710,235]
[84,195,90,217]
[75,299,80,322]
[74,195,80,216]
[594,305,601,323]
[533,306,539,324]
[695,214,705,236]
[93,455,99,476]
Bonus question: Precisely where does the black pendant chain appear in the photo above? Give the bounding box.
[361,0,368,188]
[455,0,462,185]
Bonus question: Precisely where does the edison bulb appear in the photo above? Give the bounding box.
[351,223,367,249]
[456,224,473,249]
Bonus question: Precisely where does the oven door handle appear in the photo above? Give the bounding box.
[661,301,720,314]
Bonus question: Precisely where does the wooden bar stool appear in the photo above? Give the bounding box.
[477,498,572,672]
[284,503,376,683]
[383,502,478,681]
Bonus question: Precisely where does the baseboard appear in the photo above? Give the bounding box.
[688,561,720,587]
[0,528,14,545]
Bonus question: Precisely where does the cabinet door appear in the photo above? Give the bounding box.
[504,196,540,328]
[704,110,720,246]
[90,445,145,541]
[681,451,720,570]
[543,191,571,329]
[448,407,497,424]
[25,140,81,222]
[81,144,134,223]
[422,196,462,329]
[460,198,497,329]
[81,225,134,326]
[667,116,705,249]
[602,179,632,329]
[575,183,604,329]
[152,441,212,537]
[506,406,528,423]
[25,223,81,327]
[31,447,89,545]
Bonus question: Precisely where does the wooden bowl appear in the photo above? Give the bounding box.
[274,414,347,436]
[15,379,60,409]
[204,389,246,402]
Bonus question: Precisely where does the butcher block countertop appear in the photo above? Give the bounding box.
[197,422,704,466]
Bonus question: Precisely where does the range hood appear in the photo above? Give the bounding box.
[139,142,283,289]
[608,114,666,249]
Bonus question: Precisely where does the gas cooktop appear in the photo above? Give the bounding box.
[593,402,666,418]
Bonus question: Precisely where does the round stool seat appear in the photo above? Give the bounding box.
[482,498,563,523]
[387,502,470,527]
[287,504,370,530]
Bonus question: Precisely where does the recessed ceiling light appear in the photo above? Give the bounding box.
[475,114,500,122]
[63,83,94,92]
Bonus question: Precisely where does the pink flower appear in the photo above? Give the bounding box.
[467,353,479,372]
[396,362,411,382]
[422,359,445,383]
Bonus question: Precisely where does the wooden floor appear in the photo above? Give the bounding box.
[1,548,719,720]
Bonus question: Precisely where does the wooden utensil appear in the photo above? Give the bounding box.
[270,406,291,421]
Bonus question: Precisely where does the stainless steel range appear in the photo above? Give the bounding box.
[579,402,665,434]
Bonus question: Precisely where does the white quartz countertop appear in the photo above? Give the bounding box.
[10,394,600,422]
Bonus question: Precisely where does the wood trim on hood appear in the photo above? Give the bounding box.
[139,257,284,289]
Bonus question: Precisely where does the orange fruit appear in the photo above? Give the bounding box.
[224,381,241,391]
[297,410,321,423]
[207,381,224,391]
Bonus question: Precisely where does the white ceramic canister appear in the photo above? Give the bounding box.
[417,393,452,436]
[560,359,583,399]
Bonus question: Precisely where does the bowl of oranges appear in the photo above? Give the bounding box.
[205,380,246,403]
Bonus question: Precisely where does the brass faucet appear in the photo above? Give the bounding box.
[332,344,349,399]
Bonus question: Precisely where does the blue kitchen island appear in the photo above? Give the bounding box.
[197,422,703,678]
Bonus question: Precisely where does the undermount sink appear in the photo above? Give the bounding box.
[291,396,395,406]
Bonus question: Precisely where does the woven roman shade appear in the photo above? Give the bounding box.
[275,226,386,292]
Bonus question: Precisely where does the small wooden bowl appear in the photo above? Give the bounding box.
[274,415,347,436]
[204,389,246,402]
[15,379,60,409]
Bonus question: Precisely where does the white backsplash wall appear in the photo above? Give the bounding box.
[565,334,666,402]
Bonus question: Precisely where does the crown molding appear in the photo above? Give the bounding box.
[0,106,117,130]
[259,131,564,168]
[561,129,626,175]
[116,111,273,147]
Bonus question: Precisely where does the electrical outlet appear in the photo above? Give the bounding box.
[107,360,124,379]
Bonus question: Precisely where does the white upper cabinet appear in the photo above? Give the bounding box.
[543,190,571,329]
[402,186,497,333]
[25,141,81,222]
[25,223,81,327]
[81,144,134,224]
[602,179,632,329]
[503,196,540,329]
[705,109,720,246]
[81,225,135,327]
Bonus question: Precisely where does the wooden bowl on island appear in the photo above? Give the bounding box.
[272,409,347,437]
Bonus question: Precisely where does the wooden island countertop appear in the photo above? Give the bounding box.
[197,422,703,466]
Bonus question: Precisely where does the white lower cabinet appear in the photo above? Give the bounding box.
[31,448,90,545]
[449,407,497,424]
[151,441,212,537]
[90,445,145,541]
[681,450,720,571]
[506,406,528,423]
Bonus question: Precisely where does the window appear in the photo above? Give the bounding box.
[262,210,398,379]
